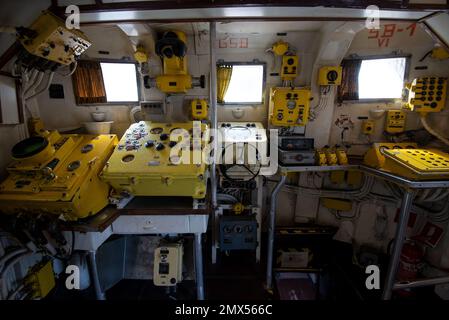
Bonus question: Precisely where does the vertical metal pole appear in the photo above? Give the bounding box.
[87,250,106,300]
[266,175,287,290]
[194,233,205,300]
[209,21,218,208]
[381,189,414,300]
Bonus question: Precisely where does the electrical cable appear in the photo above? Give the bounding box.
[26,71,54,101]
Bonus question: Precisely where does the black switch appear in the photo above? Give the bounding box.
[160,133,169,141]
[156,143,165,151]
[169,141,177,148]
[145,140,155,148]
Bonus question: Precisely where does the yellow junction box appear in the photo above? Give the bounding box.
[281,55,299,81]
[18,11,91,65]
[0,131,118,221]
[269,87,311,126]
[25,260,55,299]
[318,66,342,86]
[385,110,406,134]
[191,99,208,120]
[101,121,209,199]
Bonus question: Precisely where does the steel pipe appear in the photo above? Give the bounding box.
[381,190,415,300]
[194,233,205,300]
[266,174,287,290]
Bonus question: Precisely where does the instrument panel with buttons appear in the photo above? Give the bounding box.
[405,77,447,113]
[385,110,406,134]
[101,121,209,198]
[269,87,312,126]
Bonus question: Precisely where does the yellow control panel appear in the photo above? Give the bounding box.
[269,87,311,126]
[364,142,418,169]
[281,55,299,81]
[18,11,91,66]
[385,110,406,133]
[318,66,342,86]
[0,130,117,220]
[382,148,449,180]
[405,77,447,113]
[101,121,209,199]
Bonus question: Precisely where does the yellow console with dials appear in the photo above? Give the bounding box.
[0,128,117,221]
[101,121,209,199]
[269,87,312,126]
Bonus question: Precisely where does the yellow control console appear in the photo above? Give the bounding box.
[101,121,209,199]
[380,148,449,180]
[363,142,449,180]
[364,142,418,168]
[269,87,311,126]
[0,130,118,221]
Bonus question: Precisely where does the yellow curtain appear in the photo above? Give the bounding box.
[217,65,233,103]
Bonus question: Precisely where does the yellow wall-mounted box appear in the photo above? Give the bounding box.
[191,99,208,120]
[269,87,311,126]
[25,260,55,299]
[362,120,375,135]
[281,55,299,81]
[19,11,91,65]
[385,110,406,133]
[318,66,342,86]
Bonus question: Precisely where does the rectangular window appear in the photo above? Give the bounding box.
[72,61,139,105]
[338,56,409,102]
[100,62,139,103]
[218,63,265,104]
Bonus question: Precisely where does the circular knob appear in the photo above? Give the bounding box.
[156,143,165,151]
[145,140,155,148]
[327,70,339,82]
[160,133,169,141]
[169,141,177,148]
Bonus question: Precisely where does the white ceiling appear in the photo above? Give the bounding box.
[146,21,324,35]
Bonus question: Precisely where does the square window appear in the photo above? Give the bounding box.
[222,64,265,104]
[100,62,139,102]
[358,57,407,100]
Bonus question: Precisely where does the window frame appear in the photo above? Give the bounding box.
[217,60,267,106]
[342,53,411,104]
[76,59,141,106]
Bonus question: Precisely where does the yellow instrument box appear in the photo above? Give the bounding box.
[405,77,447,113]
[364,142,418,169]
[269,87,311,126]
[101,122,209,199]
[0,131,118,221]
[191,99,208,120]
[18,11,91,65]
[318,66,342,86]
[385,110,406,133]
[281,55,299,81]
